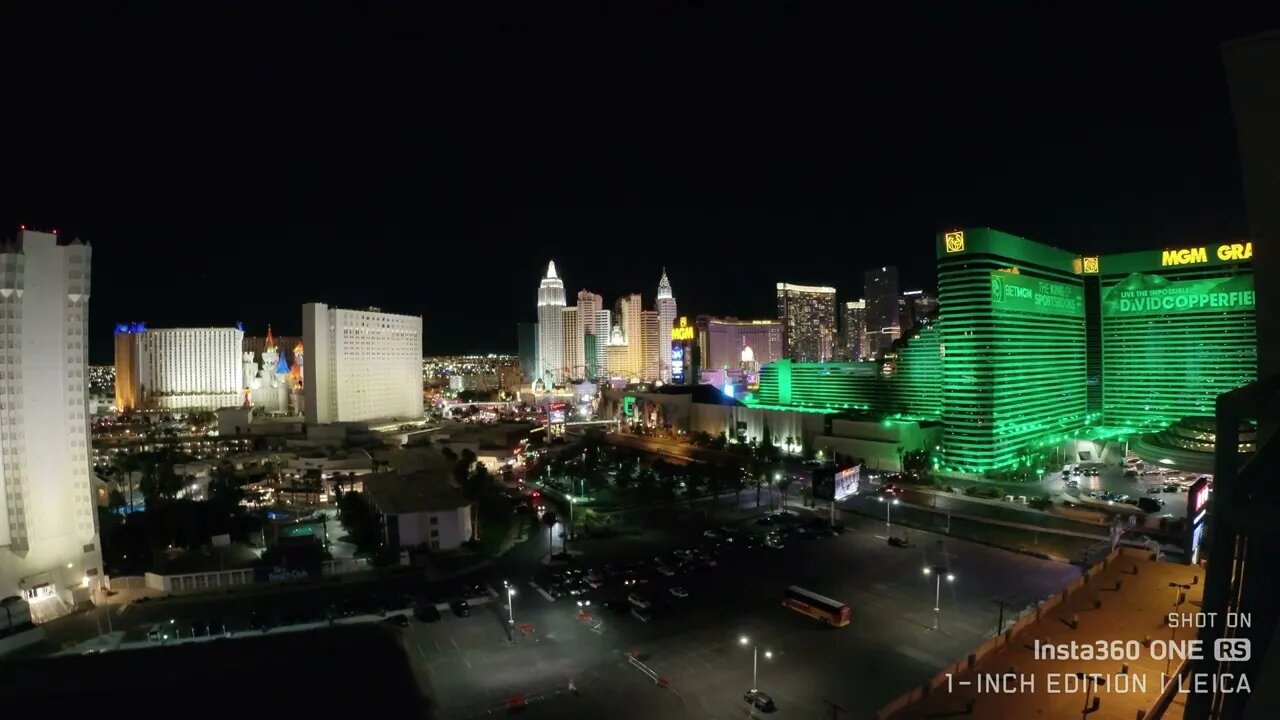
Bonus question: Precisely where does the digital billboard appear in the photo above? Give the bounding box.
[812,465,860,502]
[548,402,567,438]
[989,271,1084,316]
[671,345,685,383]
[1102,273,1255,316]
[1186,476,1212,565]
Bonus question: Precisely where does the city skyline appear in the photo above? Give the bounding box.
[4,6,1265,363]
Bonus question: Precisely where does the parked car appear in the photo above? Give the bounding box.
[669,586,689,599]
[628,593,651,609]
[764,536,785,550]
[744,690,776,712]
[703,529,723,539]
[603,599,631,615]
[449,600,471,618]
[655,564,677,577]
[888,536,911,548]
[414,603,442,623]
[631,607,653,623]
[384,614,410,628]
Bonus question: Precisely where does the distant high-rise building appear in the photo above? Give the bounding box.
[593,309,611,346]
[113,325,245,411]
[583,334,599,380]
[641,310,661,382]
[302,303,423,424]
[704,318,784,371]
[840,300,868,360]
[577,290,603,336]
[776,283,837,362]
[655,269,677,382]
[614,293,643,378]
[865,266,900,357]
[536,261,566,385]
[0,229,102,605]
[516,322,538,383]
[562,306,585,381]
[899,290,938,333]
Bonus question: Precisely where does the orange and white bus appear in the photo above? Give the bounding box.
[782,585,850,627]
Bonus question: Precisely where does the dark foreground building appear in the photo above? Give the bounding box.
[0,624,431,718]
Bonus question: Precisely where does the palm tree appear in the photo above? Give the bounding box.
[685,472,707,507]
[542,510,559,560]
[778,476,793,509]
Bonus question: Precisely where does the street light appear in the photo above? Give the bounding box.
[878,495,899,530]
[568,496,577,542]
[923,566,955,629]
[504,581,516,625]
[739,635,772,692]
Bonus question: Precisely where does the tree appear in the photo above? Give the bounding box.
[684,472,707,507]
[801,435,816,461]
[709,432,728,451]
[778,476,794,509]
[759,423,780,463]
[542,510,559,560]
[689,430,712,448]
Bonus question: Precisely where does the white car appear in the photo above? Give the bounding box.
[702,529,722,539]
[764,537,785,550]
[628,593,651,609]
[668,586,689,598]
[655,564,676,577]
[674,549,694,561]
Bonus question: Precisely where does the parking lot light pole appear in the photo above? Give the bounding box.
[739,636,772,692]
[878,495,899,531]
[923,567,955,629]
[504,582,516,625]
[568,497,576,542]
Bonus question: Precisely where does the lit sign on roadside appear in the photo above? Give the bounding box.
[671,316,695,341]
[1160,242,1252,267]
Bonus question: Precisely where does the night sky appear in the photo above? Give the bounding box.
[2,5,1272,363]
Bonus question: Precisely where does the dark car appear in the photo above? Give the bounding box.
[449,599,472,617]
[414,603,442,622]
[744,690,776,712]
[888,536,911,548]
[603,599,631,615]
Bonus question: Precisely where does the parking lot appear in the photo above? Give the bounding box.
[409,507,1081,719]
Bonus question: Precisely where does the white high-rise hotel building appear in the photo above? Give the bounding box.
[655,269,677,382]
[0,230,102,605]
[302,303,423,424]
[535,261,566,385]
[114,325,244,411]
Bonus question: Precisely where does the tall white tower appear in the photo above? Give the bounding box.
[536,260,566,385]
[655,268,678,382]
[0,229,102,606]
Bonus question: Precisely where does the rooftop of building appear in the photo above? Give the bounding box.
[0,625,429,717]
[364,470,470,515]
[885,547,1203,720]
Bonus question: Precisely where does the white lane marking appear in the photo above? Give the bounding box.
[451,637,460,651]
[433,639,442,652]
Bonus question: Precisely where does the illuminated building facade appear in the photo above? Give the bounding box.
[840,300,867,361]
[899,289,938,333]
[704,318,783,371]
[535,261,566,385]
[614,293,642,379]
[302,303,423,424]
[1096,242,1255,430]
[655,269,677,382]
[0,229,102,606]
[114,324,245,411]
[864,266,900,358]
[776,283,837,362]
[641,310,660,382]
[562,306,585,381]
[937,228,1087,472]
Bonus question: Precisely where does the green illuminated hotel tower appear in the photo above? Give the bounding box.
[936,229,1088,472]
[1093,242,1256,431]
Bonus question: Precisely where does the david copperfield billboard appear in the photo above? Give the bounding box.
[1103,273,1255,315]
